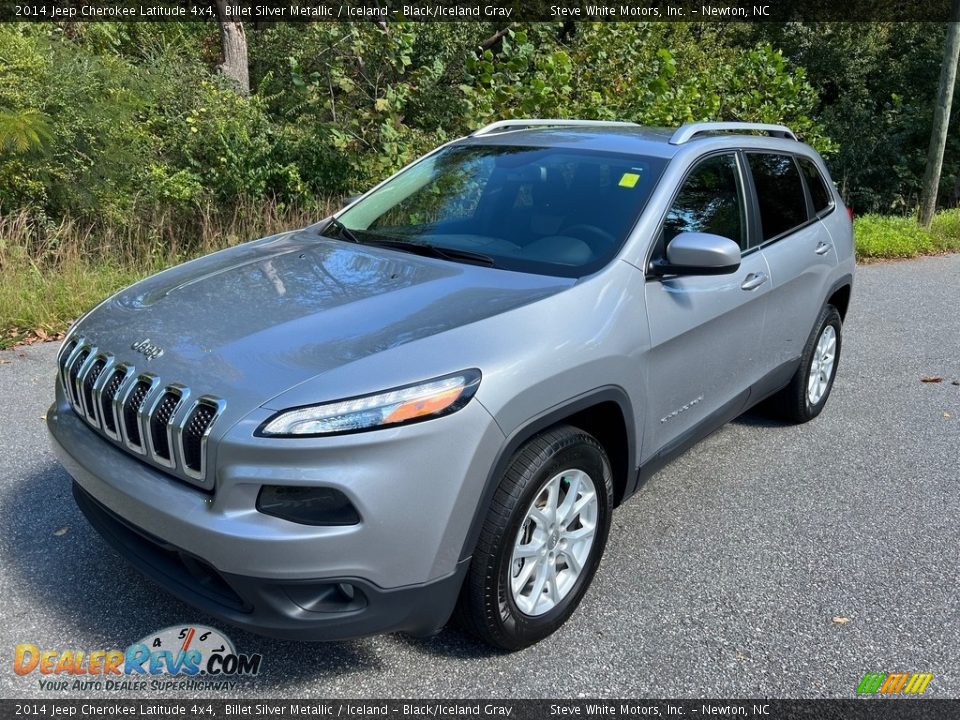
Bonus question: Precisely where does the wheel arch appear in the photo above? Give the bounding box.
[824,274,853,320]
[459,387,636,563]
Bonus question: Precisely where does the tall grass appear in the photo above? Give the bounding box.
[0,198,337,348]
[4,201,960,349]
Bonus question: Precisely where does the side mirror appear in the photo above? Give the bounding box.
[653,232,741,276]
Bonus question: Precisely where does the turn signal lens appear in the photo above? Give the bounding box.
[383,387,465,423]
[258,370,481,437]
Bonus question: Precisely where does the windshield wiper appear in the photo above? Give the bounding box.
[322,217,360,244]
[359,237,497,268]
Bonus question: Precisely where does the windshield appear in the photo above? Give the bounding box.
[336,144,667,278]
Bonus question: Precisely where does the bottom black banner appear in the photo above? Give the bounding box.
[0,700,956,720]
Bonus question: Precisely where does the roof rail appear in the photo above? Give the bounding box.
[471,119,639,137]
[670,121,798,145]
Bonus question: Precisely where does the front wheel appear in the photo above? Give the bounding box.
[773,304,843,423]
[456,425,613,650]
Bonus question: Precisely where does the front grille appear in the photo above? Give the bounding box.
[58,337,225,489]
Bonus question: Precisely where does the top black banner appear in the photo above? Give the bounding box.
[0,0,955,23]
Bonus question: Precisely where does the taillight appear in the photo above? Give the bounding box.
[846,207,855,221]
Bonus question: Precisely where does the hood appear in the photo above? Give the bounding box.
[71,228,572,420]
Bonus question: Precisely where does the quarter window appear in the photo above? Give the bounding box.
[747,153,808,241]
[662,154,747,250]
[797,156,834,215]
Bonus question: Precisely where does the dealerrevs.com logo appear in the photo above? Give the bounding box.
[13,625,262,692]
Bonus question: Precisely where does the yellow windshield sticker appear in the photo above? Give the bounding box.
[618,172,641,188]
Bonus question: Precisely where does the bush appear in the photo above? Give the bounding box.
[929,208,960,253]
[851,211,960,259]
[0,25,325,228]
[854,214,936,259]
[0,26,159,223]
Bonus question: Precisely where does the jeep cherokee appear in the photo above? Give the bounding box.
[48,119,854,650]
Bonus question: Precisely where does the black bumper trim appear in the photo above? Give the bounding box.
[72,481,469,641]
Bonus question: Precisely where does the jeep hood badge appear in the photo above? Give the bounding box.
[131,338,164,361]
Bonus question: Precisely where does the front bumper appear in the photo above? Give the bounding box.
[72,481,468,640]
[48,382,505,640]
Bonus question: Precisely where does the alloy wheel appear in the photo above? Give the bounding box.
[509,469,598,616]
[807,324,837,405]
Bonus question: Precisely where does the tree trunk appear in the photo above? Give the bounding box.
[214,0,249,94]
[919,1,960,228]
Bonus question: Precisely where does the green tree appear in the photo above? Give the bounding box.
[461,24,831,152]
[745,22,951,212]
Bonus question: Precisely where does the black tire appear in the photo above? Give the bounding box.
[455,424,613,650]
[773,304,843,423]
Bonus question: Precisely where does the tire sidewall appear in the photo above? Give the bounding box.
[494,439,612,646]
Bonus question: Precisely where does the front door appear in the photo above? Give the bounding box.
[641,152,771,460]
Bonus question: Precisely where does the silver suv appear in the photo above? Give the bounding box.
[48,120,853,650]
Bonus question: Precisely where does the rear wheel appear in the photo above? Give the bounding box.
[456,425,613,650]
[773,304,842,423]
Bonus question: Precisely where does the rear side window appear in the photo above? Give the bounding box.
[797,156,834,215]
[663,153,746,249]
[747,153,807,241]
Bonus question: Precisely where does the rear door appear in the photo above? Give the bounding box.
[748,152,839,369]
[641,152,771,459]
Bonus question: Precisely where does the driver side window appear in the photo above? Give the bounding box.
[662,153,747,250]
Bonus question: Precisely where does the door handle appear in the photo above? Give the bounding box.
[740,272,768,291]
[815,241,832,255]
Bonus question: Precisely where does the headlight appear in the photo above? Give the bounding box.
[257,369,481,437]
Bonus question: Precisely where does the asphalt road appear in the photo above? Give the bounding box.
[1,255,958,700]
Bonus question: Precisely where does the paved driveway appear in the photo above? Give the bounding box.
[1,255,958,699]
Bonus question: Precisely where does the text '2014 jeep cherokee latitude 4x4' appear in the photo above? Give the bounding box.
[49,120,853,650]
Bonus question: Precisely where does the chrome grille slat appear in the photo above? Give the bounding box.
[135,375,162,459]
[59,337,224,488]
[98,364,129,439]
[58,337,80,390]
[68,345,93,410]
[88,355,116,431]
[120,374,158,455]
[178,397,225,481]
[110,366,139,442]
[80,355,109,426]
[146,385,188,468]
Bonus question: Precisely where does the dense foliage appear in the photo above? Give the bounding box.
[1,21,836,230]
[3,20,958,227]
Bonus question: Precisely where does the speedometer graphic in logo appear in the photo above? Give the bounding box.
[135,625,235,674]
[127,624,262,677]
